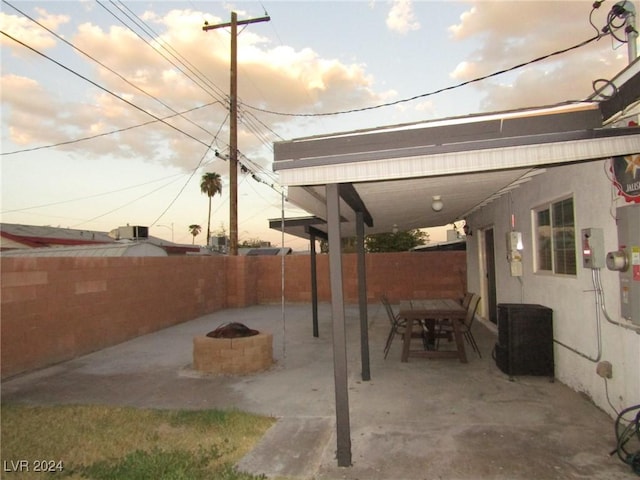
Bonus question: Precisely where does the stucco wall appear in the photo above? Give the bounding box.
[466,160,640,415]
[1,251,465,379]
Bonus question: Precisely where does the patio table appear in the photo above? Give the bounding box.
[399,298,468,363]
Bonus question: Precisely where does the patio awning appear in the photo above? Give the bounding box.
[270,58,640,468]
[274,101,639,236]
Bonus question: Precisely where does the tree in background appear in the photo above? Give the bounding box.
[240,238,269,248]
[188,224,202,245]
[200,173,222,246]
[320,229,429,253]
[365,229,428,253]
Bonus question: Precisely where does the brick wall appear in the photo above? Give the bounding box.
[1,251,465,379]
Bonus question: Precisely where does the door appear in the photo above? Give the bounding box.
[484,228,498,324]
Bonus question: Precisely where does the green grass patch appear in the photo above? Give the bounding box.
[1,404,275,480]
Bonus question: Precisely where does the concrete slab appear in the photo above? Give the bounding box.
[1,303,634,479]
[237,417,334,478]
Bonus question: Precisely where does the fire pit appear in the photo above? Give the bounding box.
[193,322,273,375]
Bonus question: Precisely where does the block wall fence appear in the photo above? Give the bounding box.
[1,251,465,379]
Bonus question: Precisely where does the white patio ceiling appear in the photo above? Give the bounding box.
[285,167,543,236]
[274,103,640,238]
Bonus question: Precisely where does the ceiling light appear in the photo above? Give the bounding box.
[431,195,444,212]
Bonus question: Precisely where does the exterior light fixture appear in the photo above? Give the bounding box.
[431,195,444,212]
[392,224,399,234]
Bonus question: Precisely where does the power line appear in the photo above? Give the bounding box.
[3,1,215,140]
[1,173,184,213]
[70,176,182,228]
[1,102,220,156]
[0,29,216,150]
[98,0,228,105]
[149,136,218,227]
[99,2,282,195]
[240,33,607,118]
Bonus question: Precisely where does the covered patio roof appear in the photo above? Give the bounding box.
[270,57,640,468]
[274,101,638,237]
[273,59,640,237]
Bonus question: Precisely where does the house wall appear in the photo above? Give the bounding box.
[1,251,465,379]
[466,160,640,415]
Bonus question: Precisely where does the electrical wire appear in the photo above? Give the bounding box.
[612,404,640,475]
[240,34,606,118]
[97,0,228,105]
[0,173,183,214]
[0,30,216,151]
[149,135,219,227]
[3,0,281,189]
[3,1,215,140]
[1,102,220,156]
[70,176,181,228]
[605,0,634,43]
[552,268,602,362]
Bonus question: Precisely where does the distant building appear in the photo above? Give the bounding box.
[0,223,200,256]
[1,242,167,257]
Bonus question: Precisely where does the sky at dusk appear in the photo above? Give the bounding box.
[0,0,634,249]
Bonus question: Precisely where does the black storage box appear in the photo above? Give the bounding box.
[495,303,554,377]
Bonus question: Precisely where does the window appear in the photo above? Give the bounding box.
[534,197,576,275]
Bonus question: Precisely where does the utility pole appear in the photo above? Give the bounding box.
[203,12,270,255]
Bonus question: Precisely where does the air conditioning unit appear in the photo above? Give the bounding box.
[210,235,227,247]
[117,225,149,239]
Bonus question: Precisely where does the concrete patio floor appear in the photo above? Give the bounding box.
[1,302,633,479]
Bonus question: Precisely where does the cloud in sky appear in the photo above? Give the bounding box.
[3,1,630,173]
[386,0,421,35]
[448,1,629,111]
[1,7,386,172]
[1,1,635,246]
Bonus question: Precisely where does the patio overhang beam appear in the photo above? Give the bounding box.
[268,216,327,241]
[339,183,373,227]
[305,225,328,241]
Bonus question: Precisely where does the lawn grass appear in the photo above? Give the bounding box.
[1,404,276,479]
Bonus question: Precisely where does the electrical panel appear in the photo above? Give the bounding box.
[607,205,640,325]
[582,228,605,269]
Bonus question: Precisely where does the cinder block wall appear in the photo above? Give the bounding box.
[1,256,228,379]
[1,251,465,379]
[254,251,466,303]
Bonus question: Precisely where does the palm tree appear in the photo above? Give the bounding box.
[200,172,222,246]
[188,224,202,245]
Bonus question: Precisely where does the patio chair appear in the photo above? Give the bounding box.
[435,293,482,357]
[460,294,482,357]
[382,296,429,358]
[382,295,403,359]
[461,292,473,309]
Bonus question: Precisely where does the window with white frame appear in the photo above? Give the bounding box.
[534,197,577,275]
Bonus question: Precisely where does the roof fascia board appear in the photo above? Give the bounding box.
[277,133,640,186]
[275,127,636,172]
[273,107,601,166]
